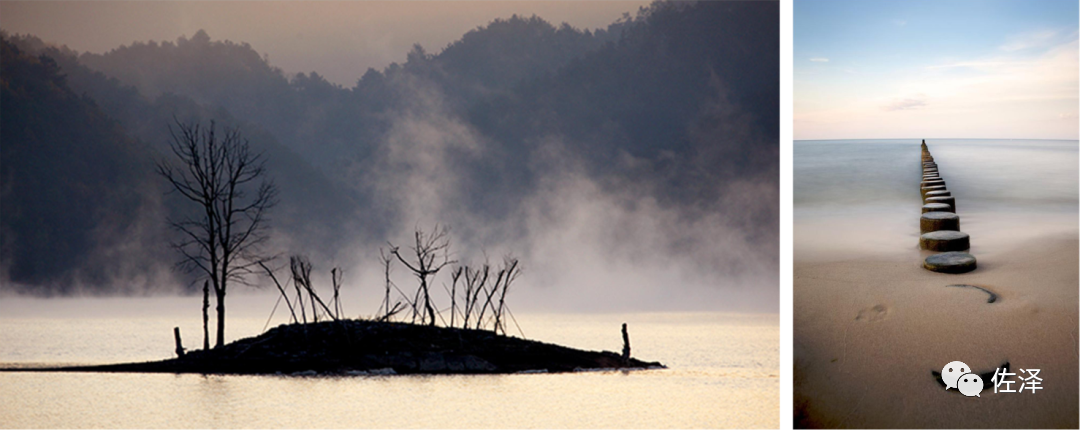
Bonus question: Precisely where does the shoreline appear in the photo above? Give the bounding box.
[794,233,1078,428]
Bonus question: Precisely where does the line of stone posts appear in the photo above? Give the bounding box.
[919,140,977,273]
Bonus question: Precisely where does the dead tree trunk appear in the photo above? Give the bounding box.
[215,287,226,348]
[331,268,342,319]
[201,280,210,350]
[292,265,307,323]
[477,269,503,331]
[450,267,462,328]
[463,265,489,329]
[380,249,393,319]
[494,258,518,334]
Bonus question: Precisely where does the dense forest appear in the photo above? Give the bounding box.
[1,1,778,298]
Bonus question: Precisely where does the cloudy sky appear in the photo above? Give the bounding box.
[794,0,1079,140]
[0,1,648,87]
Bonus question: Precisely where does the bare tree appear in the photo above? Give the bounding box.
[375,225,523,336]
[463,257,521,334]
[389,225,455,326]
[157,119,277,349]
[493,257,520,335]
[290,255,337,322]
[290,256,317,322]
[461,264,490,329]
[449,266,463,327]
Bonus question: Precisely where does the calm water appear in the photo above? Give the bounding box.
[0,297,778,428]
[794,139,1079,260]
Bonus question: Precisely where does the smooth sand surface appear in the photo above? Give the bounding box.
[794,235,1078,428]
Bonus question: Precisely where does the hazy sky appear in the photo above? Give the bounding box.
[794,0,1079,140]
[0,1,649,87]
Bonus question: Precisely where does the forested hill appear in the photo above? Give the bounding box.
[72,15,627,188]
[1,0,778,296]
[1,39,161,291]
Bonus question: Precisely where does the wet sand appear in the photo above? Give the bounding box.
[794,234,1078,428]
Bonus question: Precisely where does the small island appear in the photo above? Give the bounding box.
[14,319,664,375]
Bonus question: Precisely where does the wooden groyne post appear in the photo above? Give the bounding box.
[919,141,977,273]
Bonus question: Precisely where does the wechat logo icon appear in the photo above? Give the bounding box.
[942,361,982,397]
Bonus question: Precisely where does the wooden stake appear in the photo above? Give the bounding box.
[621,323,631,363]
[174,327,185,357]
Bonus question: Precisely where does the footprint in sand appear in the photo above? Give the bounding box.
[855,304,889,322]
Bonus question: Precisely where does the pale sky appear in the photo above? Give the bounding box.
[0,1,650,87]
[794,0,1079,140]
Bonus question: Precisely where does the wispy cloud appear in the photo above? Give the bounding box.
[1000,29,1059,52]
[883,95,927,111]
[798,36,1078,139]
[893,19,907,27]
[925,60,1016,70]
[809,57,829,62]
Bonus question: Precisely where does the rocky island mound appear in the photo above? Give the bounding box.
[11,320,665,375]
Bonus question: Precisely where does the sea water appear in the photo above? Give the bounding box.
[0,296,778,428]
[794,139,1079,261]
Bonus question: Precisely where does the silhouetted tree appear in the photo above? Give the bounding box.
[289,255,338,322]
[157,120,277,348]
[389,225,455,326]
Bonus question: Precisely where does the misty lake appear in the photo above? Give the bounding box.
[0,297,777,428]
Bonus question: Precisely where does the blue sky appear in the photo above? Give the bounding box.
[795,0,1079,140]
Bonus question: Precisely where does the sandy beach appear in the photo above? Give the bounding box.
[794,235,1078,428]
[793,139,1079,428]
